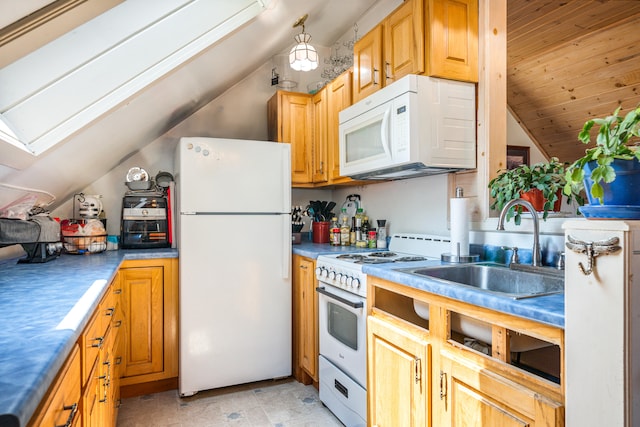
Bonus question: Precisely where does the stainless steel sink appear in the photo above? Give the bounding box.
[398,262,564,299]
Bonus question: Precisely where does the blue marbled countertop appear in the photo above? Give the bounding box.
[0,248,178,427]
[362,260,564,329]
[293,240,564,329]
[292,239,380,258]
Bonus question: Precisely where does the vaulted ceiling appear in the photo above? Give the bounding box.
[507,0,640,163]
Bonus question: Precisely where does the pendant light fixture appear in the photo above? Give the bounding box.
[289,14,318,72]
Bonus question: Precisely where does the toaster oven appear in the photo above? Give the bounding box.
[120,194,169,249]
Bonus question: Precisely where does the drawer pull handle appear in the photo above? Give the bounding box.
[115,356,122,365]
[439,370,447,401]
[91,337,104,348]
[55,402,78,427]
[105,307,115,316]
[113,288,122,294]
[114,320,122,328]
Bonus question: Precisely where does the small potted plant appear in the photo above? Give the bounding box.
[489,157,584,225]
[564,105,640,214]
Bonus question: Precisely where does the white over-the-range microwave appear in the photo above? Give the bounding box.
[338,75,477,180]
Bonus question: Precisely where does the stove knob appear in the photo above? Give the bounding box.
[346,276,353,287]
[315,267,322,277]
[320,268,329,278]
[329,271,336,280]
[352,278,361,289]
[340,275,348,285]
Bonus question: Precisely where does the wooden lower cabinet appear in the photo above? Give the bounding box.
[292,255,318,384]
[29,258,177,426]
[29,344,82,427]
[119,258,178,389]
[438,349,563,426]
[367,276,565,427]
[367,312,430,427]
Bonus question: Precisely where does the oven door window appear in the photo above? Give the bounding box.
[328,302,358,351]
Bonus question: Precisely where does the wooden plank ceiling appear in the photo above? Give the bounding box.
[507,0,640,163]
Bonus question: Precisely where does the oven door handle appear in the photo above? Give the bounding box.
[316,286,364,309]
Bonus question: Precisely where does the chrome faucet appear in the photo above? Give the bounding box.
[496,199,542,267]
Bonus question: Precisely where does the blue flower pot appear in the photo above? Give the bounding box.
[583,159,640,206]
[579,159,640,219]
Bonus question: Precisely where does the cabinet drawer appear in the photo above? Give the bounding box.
[29,344,81,427]
[82,311,106,385]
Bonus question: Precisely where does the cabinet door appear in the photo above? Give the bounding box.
[327,69,353,184]
[353,25,383,103]
[268,91,313,185]
[120,266,164,378]
[292,255,318,383]
[311,87,328,184]
[427,0,478,82]
[438,349,562,426]
[384,0,425,83]
[299,257,318,380]
[368,313,430,427]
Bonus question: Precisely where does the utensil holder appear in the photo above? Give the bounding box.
[312,221,329,243]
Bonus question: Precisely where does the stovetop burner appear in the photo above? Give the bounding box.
[333,251,429,265]
[394,256,428,262]
[336,254,368,261]
[354,258,394,264]
[368,251,397,258]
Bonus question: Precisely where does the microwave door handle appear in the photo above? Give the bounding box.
[380,108,392,157]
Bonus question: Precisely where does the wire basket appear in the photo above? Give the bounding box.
[62,234,107,254]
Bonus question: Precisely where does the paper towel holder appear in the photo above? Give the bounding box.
[442,186,480,263]
[441,249,480,263]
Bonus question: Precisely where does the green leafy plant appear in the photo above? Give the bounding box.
[489,157,583,225]
[564,105,640,204]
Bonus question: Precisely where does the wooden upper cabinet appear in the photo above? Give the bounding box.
[384,0,425,83]
[311,87,328,184]
[327,69,353,184]
[427,0,479,82]
[353,0,426,103]
[267,91,314,185]
[353,24,383,103]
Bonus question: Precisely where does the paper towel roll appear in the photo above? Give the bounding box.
[450,197,470,256]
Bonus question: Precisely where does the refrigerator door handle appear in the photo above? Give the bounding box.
[282,213,291,279]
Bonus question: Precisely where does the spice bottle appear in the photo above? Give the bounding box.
[367,230,377,248]
[340,212,350,246]
[376,219,387,249]
[329,217,340,246]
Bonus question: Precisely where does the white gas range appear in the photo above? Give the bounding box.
[315,233,450,427]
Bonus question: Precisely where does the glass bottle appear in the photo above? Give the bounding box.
[329,217,340,246]
[340,213,350,246]
[361,216,370,237]
[350,217,357,245]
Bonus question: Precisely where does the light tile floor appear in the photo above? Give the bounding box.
[116,379,344,427]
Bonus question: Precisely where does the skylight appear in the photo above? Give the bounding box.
[0,0,267,165]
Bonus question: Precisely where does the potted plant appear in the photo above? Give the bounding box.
[489,157,583,225]
[564,105,640,214]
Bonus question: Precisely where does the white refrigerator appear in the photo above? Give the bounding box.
[175,137,292,396]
